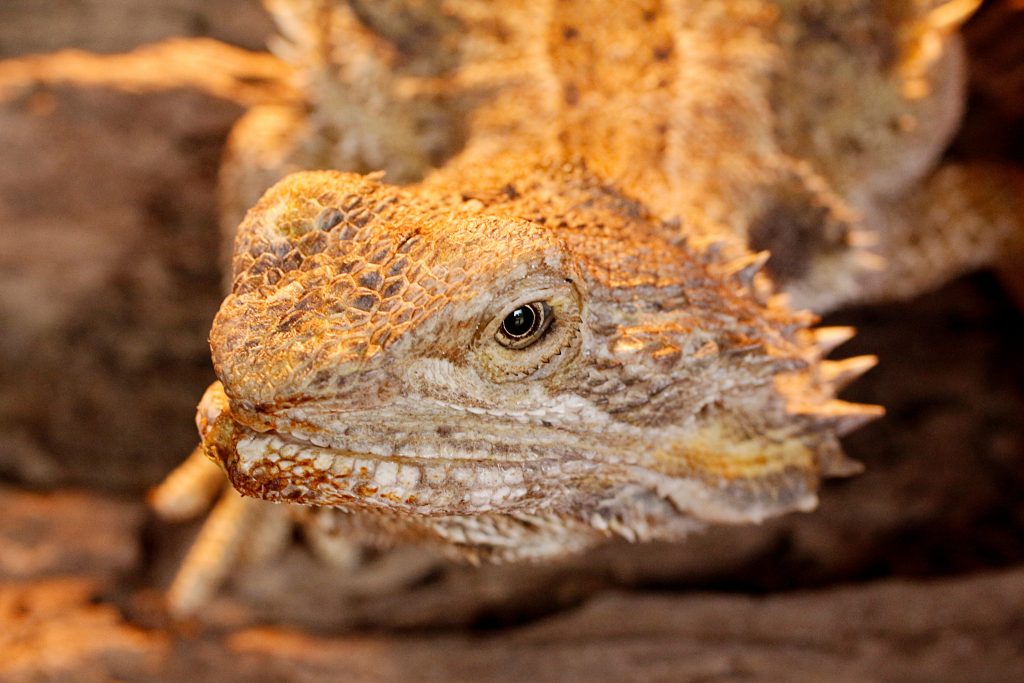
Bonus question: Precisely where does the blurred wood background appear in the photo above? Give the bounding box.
[0,1,1022,680]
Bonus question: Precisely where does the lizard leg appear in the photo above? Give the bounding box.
[150,385,297,616]
[845,163,1024,307]
[300,509,363,571]
[149,444,223,521]
[151,384,362,615]
[235,498,294,566]
[163,487,289,617]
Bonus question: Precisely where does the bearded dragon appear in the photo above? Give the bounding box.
[150,0,1024,616]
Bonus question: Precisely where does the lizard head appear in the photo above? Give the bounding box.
[200,168,881,553]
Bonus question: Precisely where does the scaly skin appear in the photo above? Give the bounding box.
[151,0,1024,615]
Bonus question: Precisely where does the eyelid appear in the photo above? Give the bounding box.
[467,276,582,383]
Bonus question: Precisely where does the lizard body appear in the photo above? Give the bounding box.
[151,0,1023,615]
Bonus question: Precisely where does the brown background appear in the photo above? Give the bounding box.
[1,1,1023,680]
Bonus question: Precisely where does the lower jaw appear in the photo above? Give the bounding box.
[195,383,600,516]
[196,385,651,522]
[203,411,547,516]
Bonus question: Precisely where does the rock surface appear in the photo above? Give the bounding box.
[0,0,273,58]
[0,487,157,683]
[0,40,294,490]
[0,486,142,582]
[0,579,163,683]
[2,487,1023,682]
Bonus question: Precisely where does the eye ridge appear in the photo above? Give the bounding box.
[496,301,553,349]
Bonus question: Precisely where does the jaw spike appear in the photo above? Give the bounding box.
[815,439,865,477]
[812,326,856,355]
[820,355,878,391]
[821,454,865,477]
[927,0,982,32]
[800,399,885,436]
[722,250,771,287]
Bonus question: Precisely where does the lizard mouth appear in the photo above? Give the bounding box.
[195,382,553,515]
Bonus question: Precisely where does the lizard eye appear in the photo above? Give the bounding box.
[496,302,552,349]
[470,276,582,383]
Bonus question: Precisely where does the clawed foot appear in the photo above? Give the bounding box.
[149,383,365,618]
[151,446,290,616]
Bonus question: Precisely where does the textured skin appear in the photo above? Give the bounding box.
[151,0,1024,615]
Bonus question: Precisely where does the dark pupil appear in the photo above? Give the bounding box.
[502,306,536,338]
